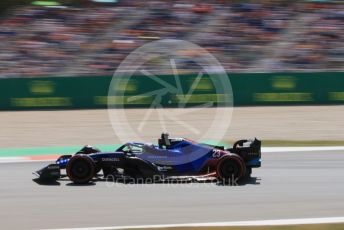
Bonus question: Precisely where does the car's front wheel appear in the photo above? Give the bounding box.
[66,155,95,184]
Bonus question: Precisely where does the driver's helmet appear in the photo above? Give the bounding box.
[159,132,171,148]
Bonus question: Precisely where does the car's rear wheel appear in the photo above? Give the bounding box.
[216,156,245,184]
[66,155,95,184]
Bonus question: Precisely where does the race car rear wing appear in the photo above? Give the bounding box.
[227,138,261,166]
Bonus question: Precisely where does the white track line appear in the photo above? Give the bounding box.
[0,157,51,163]
[41,217,344,230]
[262,146,344,153]
[0,157,27,163]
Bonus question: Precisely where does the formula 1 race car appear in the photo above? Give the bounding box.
[35,133,261,184]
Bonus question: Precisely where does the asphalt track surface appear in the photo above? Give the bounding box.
[1,151,344,230]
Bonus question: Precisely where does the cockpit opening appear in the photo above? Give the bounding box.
[158,133,185,149]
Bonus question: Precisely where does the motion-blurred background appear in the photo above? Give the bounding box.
[0,0,342,77]
[0,0,343,147]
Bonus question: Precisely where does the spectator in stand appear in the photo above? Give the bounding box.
[0,1,342,78]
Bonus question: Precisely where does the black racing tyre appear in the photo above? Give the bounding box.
[66,155,95,184]
[216,156,246,184]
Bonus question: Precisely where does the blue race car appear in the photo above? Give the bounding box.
[35,133,261,184]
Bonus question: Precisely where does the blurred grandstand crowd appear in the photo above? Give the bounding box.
[0,1,343,78]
